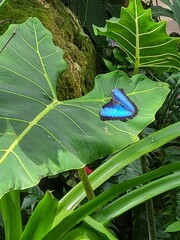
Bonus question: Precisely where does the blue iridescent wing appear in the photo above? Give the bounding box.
[112,89,138,113]
[100,88,138,121]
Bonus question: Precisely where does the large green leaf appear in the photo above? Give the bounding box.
[93,0,180,74]
[0,17,169,198]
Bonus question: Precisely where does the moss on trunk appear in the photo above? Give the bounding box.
[0,0,97,99]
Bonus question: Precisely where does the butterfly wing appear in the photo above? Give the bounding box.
[100,100,135,121]
[112,89,138,113]
[100,88,138,121]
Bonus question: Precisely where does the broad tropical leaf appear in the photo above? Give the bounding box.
[0,17,169,198]
[93,0,180,74]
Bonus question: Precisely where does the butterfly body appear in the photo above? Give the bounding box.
[100,88,138,121]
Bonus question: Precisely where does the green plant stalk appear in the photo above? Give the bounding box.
[145,199,157,240]
[78,168,95,201]
[141,155,157,240]
[0,190,22,240]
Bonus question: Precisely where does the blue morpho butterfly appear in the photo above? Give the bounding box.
[100,88,138,121]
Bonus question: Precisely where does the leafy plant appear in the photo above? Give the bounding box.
[102,44,133,73]
[0,17,169,198]
[155,72,180,128]
[93,0,180,74]
[0,0,180,239]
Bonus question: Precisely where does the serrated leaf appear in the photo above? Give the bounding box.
[0,17,170,198]
[93,0,180,74]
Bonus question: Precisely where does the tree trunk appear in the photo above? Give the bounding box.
[0,0,97,100]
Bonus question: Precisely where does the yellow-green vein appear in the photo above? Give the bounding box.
[33,22,57,100]
[0,100,59,164]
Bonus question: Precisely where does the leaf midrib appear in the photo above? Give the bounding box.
[134,0,140,74]
[33,21,58,101]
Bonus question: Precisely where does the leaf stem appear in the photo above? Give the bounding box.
[141,155,157,240]
[78,168,95,201]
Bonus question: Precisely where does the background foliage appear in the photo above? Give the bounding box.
[0,0,179,239]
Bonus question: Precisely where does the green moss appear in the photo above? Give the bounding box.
[0,0,97,100]
[0,0,48,34]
